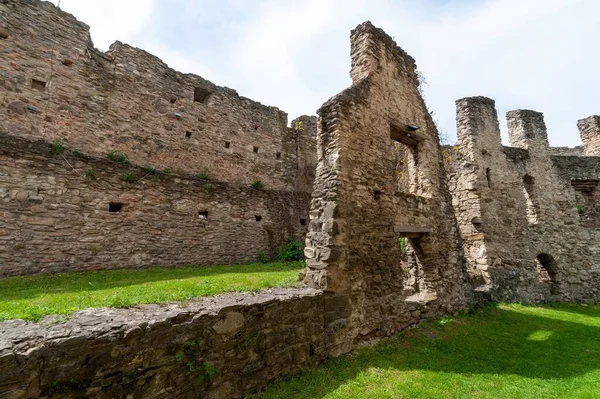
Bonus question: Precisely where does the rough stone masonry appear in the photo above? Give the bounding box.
[0,0,316,275]
[0,1,599,398]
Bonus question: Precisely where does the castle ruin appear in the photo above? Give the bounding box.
[0,1,598,398]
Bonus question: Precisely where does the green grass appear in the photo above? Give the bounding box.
[257,303,600,399]
[0,261,303,321]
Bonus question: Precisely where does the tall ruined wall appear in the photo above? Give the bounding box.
[0,0,317,275]
[447,98,600,302]
[0,134,309,276]
[0,23,475,399]
[305,21,472,346]
[0,0,316,192]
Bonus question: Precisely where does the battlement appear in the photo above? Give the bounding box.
[507,109,549,151]
[578,115,600,156]
[448,95,599,302]
[456,97,596,162]
[455,96,502,161]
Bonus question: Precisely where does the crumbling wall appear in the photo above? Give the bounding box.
[0,134,309,276]
[0,288,343,399]
[304,21,473,346]
[448,98,600,302]
[0,0,316,192]
[578,115,600,156]
[0,0,317,276]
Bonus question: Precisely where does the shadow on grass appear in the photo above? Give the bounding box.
[0,261,303,302]
[260,303,600,398]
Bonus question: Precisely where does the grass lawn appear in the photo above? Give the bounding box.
[0,261,303,321]
[257,303,600,399]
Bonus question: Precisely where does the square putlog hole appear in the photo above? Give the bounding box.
[224,141,230,149]
[109,202,123,213]
[185,131,192,138]
[199,211,209,219]
[253,146,259,153]
[31,79,47,91]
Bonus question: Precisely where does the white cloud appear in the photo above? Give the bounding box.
[51,0,155,50]
[223,0,599,145]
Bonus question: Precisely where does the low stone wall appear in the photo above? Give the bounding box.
[0,288,338,398]
[0,133,310,276]
[0,287,451,399]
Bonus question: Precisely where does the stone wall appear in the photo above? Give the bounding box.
[578,115,600,156]
[0,0,317,276]
[0,20,477,399]
[0,3,599,397]
[447,97,600,302]
[0,288,337,399]
[0,133,309,276]
[304,21,473,347]
[0,0,316,192]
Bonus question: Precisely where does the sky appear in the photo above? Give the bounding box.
[50,0,599,146]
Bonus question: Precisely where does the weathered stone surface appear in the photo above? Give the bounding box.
[0,133,310,276]
[304,21,473,349]
[6,101,25,115]
[0,2,598,398]
[0,0,316,193]
[578,115,600,156]
[445,97,600,302]
[0,0,316,276]
[0,288,333,399]
[213,312,245,335]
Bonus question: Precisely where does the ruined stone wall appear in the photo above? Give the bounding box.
[578,115,600,156]
[0,0,317,275]
[0,288,340,399]
[1,14,599,399]
[0,133,309,276]
[448,98,600,302]
[549,146,584,156]
[304,21,473,347]
[0,0,316,192]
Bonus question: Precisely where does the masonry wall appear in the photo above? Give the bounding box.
[304,22,473,348]
[0,288,338,399]
[1,14,599,399]
[0,0,316,192]
[447,98,600,302]
[0,133,309,277]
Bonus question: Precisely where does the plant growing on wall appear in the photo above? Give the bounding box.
[251,180,264,190]
[106,151,130,164]
[122,173,137,183]
[399,237,408,257]
[293,119,304,131]
[85,168,97,179]
[144,165,158,175]
[576,205,585,215]
[175,340,217,384]
[196,170,209,180]
[51,140,66,154]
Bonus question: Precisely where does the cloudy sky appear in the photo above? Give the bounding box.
[51,0,599,146]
